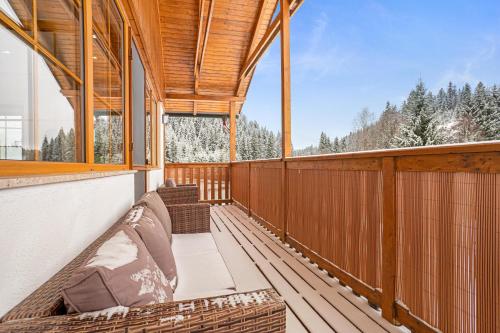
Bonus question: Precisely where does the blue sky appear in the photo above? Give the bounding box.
[241,0,500,148]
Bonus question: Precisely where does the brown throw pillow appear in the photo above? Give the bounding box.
[123,206,178,290]
[62,225,173,313]
[165,178,177,188]
[135,192,172,242]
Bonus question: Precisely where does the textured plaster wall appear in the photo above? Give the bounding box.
[0,173,135,317]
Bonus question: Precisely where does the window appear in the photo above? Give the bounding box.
[0,0,84,162]
[92,0,124,164]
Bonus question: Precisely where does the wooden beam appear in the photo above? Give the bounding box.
[235,0,268,95]
[194,0,207,93]
[165,93,245,103]
[280,0,292,158]
[229,101,237,161]
[238,0,303,88]
[195,0,215,94]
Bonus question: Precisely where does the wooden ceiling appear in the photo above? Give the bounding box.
[159,0,281,115]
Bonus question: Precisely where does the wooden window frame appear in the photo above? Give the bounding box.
[0,0,132,177]
[144,79,159,168]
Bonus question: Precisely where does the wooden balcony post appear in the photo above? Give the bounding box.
[229,101,237,161]
[381,157,398,323]
[280,0,292,158]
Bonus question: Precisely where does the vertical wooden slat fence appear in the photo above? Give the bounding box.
[164,163,231,204]
[228,143,499,333]
[231,162,250,211]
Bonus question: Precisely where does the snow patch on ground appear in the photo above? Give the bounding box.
[78,306,129,320]
[86,231,138,270]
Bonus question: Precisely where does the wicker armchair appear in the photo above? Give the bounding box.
[157,184,199,205]
[167,203,211,233]
[0,205,286,332]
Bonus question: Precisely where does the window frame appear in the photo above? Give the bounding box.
[144,79,159,168]
[0,0,132,176]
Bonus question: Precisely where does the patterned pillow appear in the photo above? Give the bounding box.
[135,192,172,242]
[62,225,172,313]
[123,206,178,290]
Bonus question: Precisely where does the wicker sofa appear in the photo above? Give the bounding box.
[0,196,285,332]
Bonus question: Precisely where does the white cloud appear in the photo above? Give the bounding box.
[292,12,352,81]
[436,35,497,88]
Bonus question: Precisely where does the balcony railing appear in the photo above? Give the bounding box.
[165,142,499,333]
[164,162,231,204]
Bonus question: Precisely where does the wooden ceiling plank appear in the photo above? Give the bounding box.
[165,93,245,103]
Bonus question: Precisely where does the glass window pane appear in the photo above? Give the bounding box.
[92,0,108,43]
[0,23,35,160]
[0,23,83,162]
[38,54,83,162]
[36,0,82,77]
[0,0,33,36]
[92,0,124,165]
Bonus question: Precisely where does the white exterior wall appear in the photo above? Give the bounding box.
[0,173,135,317]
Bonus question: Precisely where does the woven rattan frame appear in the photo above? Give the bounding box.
[167,203,211,233]
[158,185,199,206]
[0,289,285,332]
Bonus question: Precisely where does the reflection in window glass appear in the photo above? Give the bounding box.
[0,0,33,36]
[92,0,124,164]
[37,0,82,76]
[145,88,152,165]
[0,23,83,162]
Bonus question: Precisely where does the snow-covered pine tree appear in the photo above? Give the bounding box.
[474,82,499,140]
[377,102,401,149]
[454,83,479,142]
[393,81,442,147]
[64,128,76,162]
[319,132,332,153]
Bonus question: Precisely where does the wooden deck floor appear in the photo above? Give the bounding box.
[210,204,408,333]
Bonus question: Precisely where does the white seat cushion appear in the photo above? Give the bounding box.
[171,233,236,301]
[172,233,218,257]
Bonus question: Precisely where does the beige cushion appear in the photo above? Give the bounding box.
[165,178,177,187]
[62,226,172,313]
[123,206,177,290]
[135,191,172,242]
[171,233,217,257]
[172,233,236,301]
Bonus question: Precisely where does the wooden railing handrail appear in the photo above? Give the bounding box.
[165,162,230,168]
[227,141,500,164]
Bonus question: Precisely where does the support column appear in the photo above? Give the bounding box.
[229,101,237,161]
[280,0,291,158]
[382,157,398,324]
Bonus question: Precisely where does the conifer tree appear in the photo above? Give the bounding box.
[41,136,50,161]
